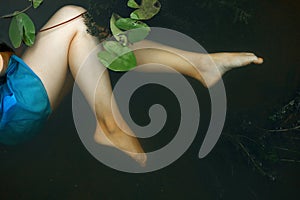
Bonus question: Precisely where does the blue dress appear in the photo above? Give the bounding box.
[0,55,51,145]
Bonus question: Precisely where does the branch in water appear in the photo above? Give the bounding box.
[266,125,300,133]
[279,159,300,163]
[0,4,32,19]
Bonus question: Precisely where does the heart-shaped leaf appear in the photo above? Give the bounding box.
[130,0,161,20]
[32,0,43,9]
[98,41,137,71]
[127,0,140,9]
[115,18,150,43]
[127,28,150,43]
[110,13,124,39]
[19,13,36,46]
[9,13,36,48]
[110,13,128,45]
[115,18,149,31]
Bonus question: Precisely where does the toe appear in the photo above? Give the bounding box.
[253,57,264,64]
[131,152,147,167]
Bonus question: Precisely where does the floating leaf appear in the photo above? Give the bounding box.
[32,0,43,9]
[98,41,137,71]
[127,0,140,9]
[19,13,36,46]
[130,0,161,20]
[115,18,150,43]
[110,14,123,36]
[9,15,23,48]
[127,28,150,43]
[115,18,149,31]
[98,51,116,68]
[9,13,36,48]
[110,13,128,45]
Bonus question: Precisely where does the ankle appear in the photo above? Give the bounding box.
[98,115,120,134]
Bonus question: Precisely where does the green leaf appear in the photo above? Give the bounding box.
[9,16,23,48]
[130,0,161,20]
[98,41,137,71]
[110,13,127,45]
[127,27,150,43]
[9,13,36,48]
[115,18,149,31]
[110,14,123,36]
[115,18,150,43]
[18,13,36,46]
[98,51,117,68]
[127,0,140,8]
[32,0,43,9]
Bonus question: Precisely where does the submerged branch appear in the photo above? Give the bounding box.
[279,159,300,163]
[237,140,267,176]
[0,4,32,19]
[253,124,300,133]
[274,147,300,155]
[266,125,300,133]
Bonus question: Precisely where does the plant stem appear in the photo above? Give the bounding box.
[237,139,267,176]
[266,125,300,133]
[236,134,265,150]
[279,159,300,163]
[254,124,300,133]
[274,147,300,155]
[0,4,32,19]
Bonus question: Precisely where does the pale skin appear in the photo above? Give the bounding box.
[0,5,263,166]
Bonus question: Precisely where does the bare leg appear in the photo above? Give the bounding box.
[131,40,263,87]
[22,5,146,165]
[21,5,263,166]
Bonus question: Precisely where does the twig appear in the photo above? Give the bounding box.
[266,125,300,133]
[274,147,300,155]
[235,134,265,150]
[279,159,300,163]
[0,4,32,19]
[254,124,300,133]
[237,140,267,176]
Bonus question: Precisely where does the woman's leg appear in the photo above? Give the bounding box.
[22,5,147,165]
[21,5,263,166]
[131,40,263,87]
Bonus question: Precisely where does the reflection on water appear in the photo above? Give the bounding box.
[0,0,299,199]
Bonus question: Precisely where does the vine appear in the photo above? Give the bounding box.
[0,0,43,48]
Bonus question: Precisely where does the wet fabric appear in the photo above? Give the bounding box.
[0,55,51,145]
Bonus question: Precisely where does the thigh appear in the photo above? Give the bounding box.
[21,5,86,110]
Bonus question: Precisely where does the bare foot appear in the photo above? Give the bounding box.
[193,52,263,87]
[94,122,147,167]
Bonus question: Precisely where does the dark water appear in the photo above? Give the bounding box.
[0,0,299,199]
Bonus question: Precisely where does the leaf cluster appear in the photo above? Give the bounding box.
[98,0,161,71]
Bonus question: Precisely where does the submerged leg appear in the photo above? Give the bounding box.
[131,40,263,87]
[21,5,263,166]
[22,5,146,165]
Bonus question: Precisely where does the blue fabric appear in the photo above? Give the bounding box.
[0,55,51,145]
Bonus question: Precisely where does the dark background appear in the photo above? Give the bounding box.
[0,0,299,199]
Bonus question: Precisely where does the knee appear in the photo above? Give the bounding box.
[53,5,88,33]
